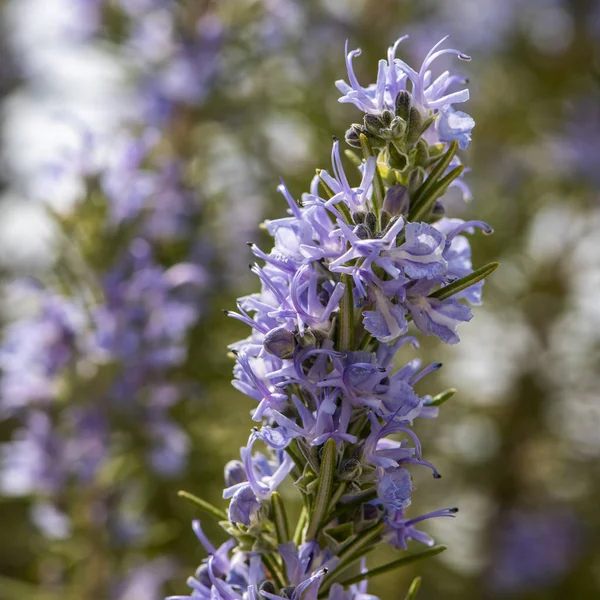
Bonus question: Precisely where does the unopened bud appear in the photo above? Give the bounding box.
[260,581,277,598]
[339,458,362,481]
[224,460,246,486]
[364,114,383,136]
[263,326,296,359]
[365,211,377,233]
[345,124,365,149]
[383,184,410,216]
[432,200,446,217]
[395,90,412,121]
[279,587,296,599]
[380,109,394,127]
[352,211,366,224]
[353,224,372,240]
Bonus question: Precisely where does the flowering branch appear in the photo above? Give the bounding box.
[173,33,495,600]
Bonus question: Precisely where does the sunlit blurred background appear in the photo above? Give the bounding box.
[0,0,599,598]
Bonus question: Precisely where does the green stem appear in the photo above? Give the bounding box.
[425,388,457,407]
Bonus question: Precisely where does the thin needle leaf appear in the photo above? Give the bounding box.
[177,490,228,521]
[425,388,457,407]
[294,505,308,546]
[411,140,458,207]
[318,523,385,597]
[408,165,464,223]
[336,545,447,587]
[429,262,499,301]
[306,438,337,541]
[404,576,422,600]
[271,492,290,544]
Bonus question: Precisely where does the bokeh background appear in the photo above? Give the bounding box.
[0,0,599,599]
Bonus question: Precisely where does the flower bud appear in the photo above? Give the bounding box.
[339,458,362,481]
[395,90,412,121]
[430,200,446,222]
[260,581,277,598]
[263,326,296,359]
[383,184,410,216]
[279,587,296,599]
[344,124,365,149]
[353,224,372,240]
[224,459,246,486]
[365,211,377,233]
[364,114,383,136]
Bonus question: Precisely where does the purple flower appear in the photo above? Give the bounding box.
[362,288,408,344]
[0,288,86,414]
[227,484,261,526]
[385,507,458,550]
[383,222,447,280]
[407,281,473,344]
[377,467,412,511]
[223,431,294,524]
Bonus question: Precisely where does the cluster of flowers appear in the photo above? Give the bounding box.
[172,35,495,600]
[1,131,206,516]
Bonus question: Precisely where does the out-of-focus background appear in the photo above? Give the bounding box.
[0,0,599,599]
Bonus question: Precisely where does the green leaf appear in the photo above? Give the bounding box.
[337,275,355,351]
[261,553,287,590]
[425,388,457,407]
[271,492,290,544]
[326,481,348,517]
[306,438,337,541]
[293,505,308,546]
[285,439,306,473]
[318,523,385,597]
[323,522,355,552]
[336,545,447,587]
[344,149,363,168]
[404,576,423,600]
[389,144,409,171]
[177,490,228,521]
[411,140,458,206]
[408,164,464,223]
[429,262,499,301]
[405,106,424,146]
